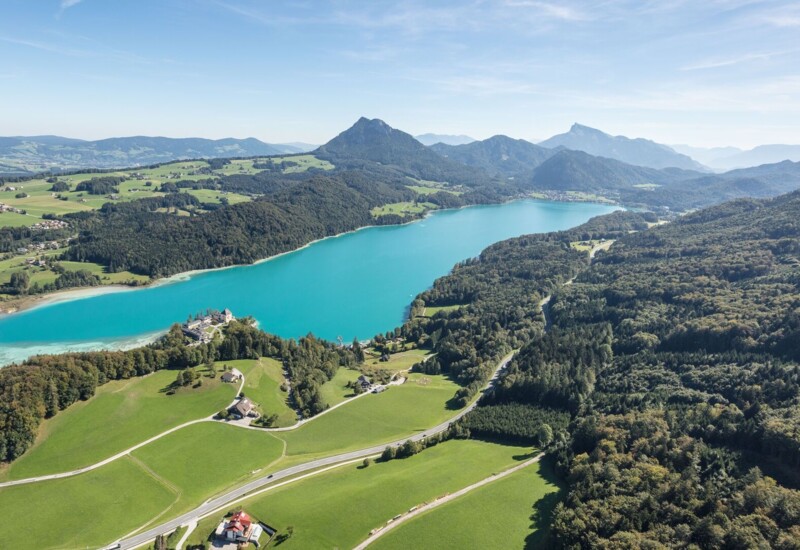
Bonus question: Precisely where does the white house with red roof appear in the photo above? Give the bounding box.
[214,510,265,546]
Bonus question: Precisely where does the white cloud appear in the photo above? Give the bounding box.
[503,1,591,21]
[60,0,83,9]
[681,50,795,71]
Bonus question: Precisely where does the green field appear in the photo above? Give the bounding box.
[184,188,251,204]
[1,366,235,480]
[0,154,337,229]
[424,304,463,316]
[319,367,361,407]
[186,439,533,549]
[233,358,297,427]
[372,459,563,550]
[362,348,431,374]
[0,457,176,550]
[0,366,476,547]
[405,177,463,196]
[0,211,35,227]
[277,154,334,173]
[131,422,284,510]
[275,373,462,459]
[371,201,437,218]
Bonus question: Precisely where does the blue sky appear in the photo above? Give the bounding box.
[1,0,798,147]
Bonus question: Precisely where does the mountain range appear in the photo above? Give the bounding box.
[0,135,314,175]
[315,117,491,186]
[673,143,800,171]
[317,118,800,211]
[538,123,707,171]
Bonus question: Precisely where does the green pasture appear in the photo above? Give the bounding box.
[1,366,235,480]
[0,457,176,550]
[372,459,563,549]
[187,439,533,549]
[275,373,462,459]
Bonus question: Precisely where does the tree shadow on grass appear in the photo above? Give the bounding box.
[524,455,565,549]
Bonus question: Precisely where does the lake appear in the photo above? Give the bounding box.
[0,200,618,365]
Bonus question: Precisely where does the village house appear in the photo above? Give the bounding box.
[214,511,265,547]
[358,374,372,391]
[233,397,257,418]
[221,368,243,383]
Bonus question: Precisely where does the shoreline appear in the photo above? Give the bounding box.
[0,284,140,316]
[0,196,620,319]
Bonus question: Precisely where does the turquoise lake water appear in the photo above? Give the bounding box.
[0,200,618,365]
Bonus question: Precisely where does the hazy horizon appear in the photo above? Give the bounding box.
[1,1,798,149]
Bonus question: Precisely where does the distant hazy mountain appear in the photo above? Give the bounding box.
[415,133,476,146]
[275,142,319,154]
[635,160,800,210]
[539,123,707,171]
[315,117,489,185]
[0,135,295,175]
[670,144,744,169]
[717,145,798,171]
[430,135,556,178]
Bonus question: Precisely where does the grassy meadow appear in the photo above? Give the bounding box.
[0,457,176,550]
[275,373,462,460]
[0,365,235,480]
[186,439,534,549]
[372,459,563,550]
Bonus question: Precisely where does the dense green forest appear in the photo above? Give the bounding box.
[0,320,356,462]
[399,211,650,407]
[436,191,800,547]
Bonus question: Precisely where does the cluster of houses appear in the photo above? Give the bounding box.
[31,219,69,231]
[25,257,47,267]
[181,308,235,343]
[0,202,24,214]
[214,511,275,548]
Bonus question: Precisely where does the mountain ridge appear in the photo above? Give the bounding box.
[539,123,707,171]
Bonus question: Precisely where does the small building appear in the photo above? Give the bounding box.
[214,511,268,547]
[358,374,372,391]
[234,397,255,418]
[221,368,243,383]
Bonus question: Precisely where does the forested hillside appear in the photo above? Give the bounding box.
[430,135,555,177]
[462,191,800,547]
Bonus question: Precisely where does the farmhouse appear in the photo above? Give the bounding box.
[214,511,266,546]
[234,397,256,418]
[221,368,243,383]
[358,374,372,391]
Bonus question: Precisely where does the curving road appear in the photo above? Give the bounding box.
[108,351,516,550]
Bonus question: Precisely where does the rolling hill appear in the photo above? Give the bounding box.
[0,135,298,175]
[430,135,556,178]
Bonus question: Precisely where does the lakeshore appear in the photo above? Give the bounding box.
[0,199,619,366]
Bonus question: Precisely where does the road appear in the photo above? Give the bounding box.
[353,452,545,549]
[109,351,516,550]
